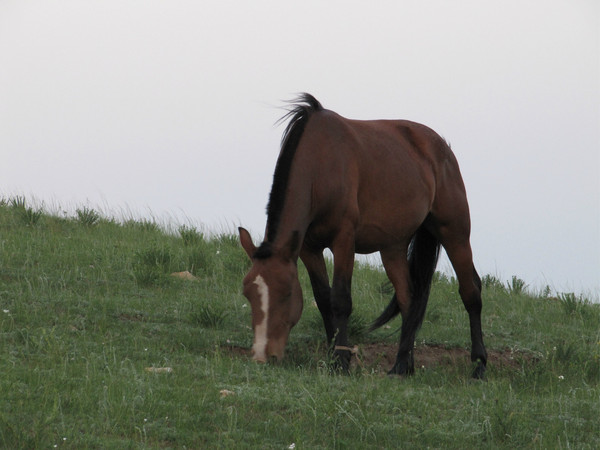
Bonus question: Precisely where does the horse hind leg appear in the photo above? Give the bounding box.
[380,227,440,376]
[441,240,488,379]
[379,251,414,376]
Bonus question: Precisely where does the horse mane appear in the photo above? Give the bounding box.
[254,93,323,259]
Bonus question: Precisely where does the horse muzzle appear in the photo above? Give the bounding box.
[251,339,285,363]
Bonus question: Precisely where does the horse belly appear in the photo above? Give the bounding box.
[354,208,427,254]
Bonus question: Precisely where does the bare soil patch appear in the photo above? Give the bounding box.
[117,312,147,322]
[352,342,536,372]
[225,342,537,373]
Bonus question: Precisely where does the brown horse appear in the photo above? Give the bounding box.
[239,94,487,378]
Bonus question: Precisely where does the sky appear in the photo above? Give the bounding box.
[1,0,598,298]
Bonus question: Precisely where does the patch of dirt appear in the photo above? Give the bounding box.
[352,343,537,372]
[227,345,252,359]
[225,342,537,373]
[116,312,147,322]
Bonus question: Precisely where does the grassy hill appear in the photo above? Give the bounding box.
[0,197,598,448]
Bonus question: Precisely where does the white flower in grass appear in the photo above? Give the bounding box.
[558,375,564,380]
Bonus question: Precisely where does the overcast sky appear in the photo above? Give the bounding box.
[1,0,598,298]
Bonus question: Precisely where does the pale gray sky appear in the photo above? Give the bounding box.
[1,0,598,297]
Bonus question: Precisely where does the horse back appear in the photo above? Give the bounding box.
[297,111,467,252]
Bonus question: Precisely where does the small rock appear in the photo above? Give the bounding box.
[170,271,198,281]
[219,389,235,398]
[145,367,173,373]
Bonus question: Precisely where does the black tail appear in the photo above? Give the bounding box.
[369,226,440,332]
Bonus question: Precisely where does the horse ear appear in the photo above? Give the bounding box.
[281,230,301,261]
[238,227,257,259]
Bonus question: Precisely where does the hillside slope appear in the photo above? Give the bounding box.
[1,199,598,448]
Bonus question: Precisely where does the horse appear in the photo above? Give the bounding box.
[238,93,487,378]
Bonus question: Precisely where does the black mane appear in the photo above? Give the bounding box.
[255,93,323,258]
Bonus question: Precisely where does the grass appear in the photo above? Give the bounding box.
[0,197,598,448]
[76,207,101,227]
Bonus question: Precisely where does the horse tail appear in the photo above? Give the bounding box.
[369,226,441,331]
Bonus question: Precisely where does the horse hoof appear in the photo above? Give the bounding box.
[387,362,414,377]
[471,363,486,380]
[387,371,406,378]
[329,361,350,375]
[330,349,351,375]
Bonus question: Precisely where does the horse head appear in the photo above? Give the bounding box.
[238,227,303,362]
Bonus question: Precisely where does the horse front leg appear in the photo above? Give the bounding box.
[329,233,356,373]
[300,247,334,343]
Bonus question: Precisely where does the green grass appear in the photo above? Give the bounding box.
[0,197,598,448]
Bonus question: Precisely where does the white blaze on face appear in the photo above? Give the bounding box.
[252,274,269,362]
